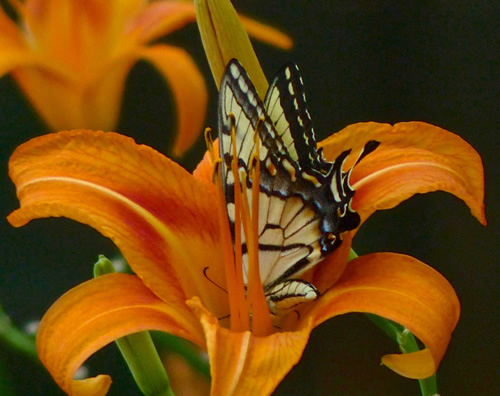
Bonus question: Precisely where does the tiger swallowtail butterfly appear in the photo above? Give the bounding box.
[218,59,378,317]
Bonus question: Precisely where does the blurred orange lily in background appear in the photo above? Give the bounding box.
[7,120,485,395]
[0,0,291,155]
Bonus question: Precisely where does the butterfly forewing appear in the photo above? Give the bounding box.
[264,62,325,171]
[219,61,289,192]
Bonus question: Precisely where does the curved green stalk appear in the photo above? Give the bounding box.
[152,332,210,380]
[0,306,38,363]
[94,255,175,396]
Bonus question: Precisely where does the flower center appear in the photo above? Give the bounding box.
[205,120,273,336]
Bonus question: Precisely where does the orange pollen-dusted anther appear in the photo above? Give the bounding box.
[204,128,215,161]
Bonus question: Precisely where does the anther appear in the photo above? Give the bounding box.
[228,113,237,131]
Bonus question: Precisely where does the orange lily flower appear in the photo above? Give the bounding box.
[0,0,291,155]
[8,120,485,394]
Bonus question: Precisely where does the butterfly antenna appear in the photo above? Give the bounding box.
[203,267,227,293]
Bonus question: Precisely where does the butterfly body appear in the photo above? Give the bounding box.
[218,59,377,317]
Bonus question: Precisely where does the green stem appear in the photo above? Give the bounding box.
[350,249,438,396]
[152,332,210,380]
[116,332,175,396]
[94,255,175,396]
[0,306,39,363]
[0,354,16,396]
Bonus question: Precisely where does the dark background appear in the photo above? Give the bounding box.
[0,1,498,395]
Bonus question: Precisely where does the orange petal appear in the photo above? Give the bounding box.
[70,376,111,396]
[382,348,436,380]
[133,1,292,51]
[11,67,86,130]
[238,15,292,50]
[22,0,144,55]
[7,0,146,131]
[309,232,353,291]
[192,149,215,187]
[38,273,204,395]
[129,1,199,42]
[188,298,313,396]
[319,122,486,225]
[308,252,460,379]
[278,234,354,331]
[8,131,228,317]
[0,6,31,75]
[79,58,135,131]
[138,44,208,157]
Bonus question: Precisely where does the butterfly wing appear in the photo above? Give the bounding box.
[219,60,327,289]
[218,60,375,316]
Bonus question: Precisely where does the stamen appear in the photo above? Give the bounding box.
[204,128,216,163]
[214,161,247,331]
[204,128,220,183]
[246,129,273,335]
[210,118,248,331]
[229,121,250,331]
[215,115,273,334]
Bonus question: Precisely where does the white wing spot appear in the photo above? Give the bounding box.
[239,78,248,93]
[227,202,236,222]
[288,82,294,95]
[230,63,240,78]
[248,90,257,107]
